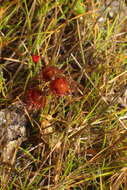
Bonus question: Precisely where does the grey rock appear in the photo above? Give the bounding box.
[0,102,27,152]
[0,101,28,185]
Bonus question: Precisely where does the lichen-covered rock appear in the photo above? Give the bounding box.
[0,102,27,151]
[0,101,27,185]
[98,0,127,33]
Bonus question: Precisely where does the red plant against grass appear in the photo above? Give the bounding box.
[26,56,71,110]
[26,88,46,110]
[40,66,62,81]
[50,77,71,96]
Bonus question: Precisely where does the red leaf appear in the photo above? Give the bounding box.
[31,54,40,63]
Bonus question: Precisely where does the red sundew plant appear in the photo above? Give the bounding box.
[25,65,71,112]
[50,77,71,96]
[39,65,63,81]
[26,88,46,110]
